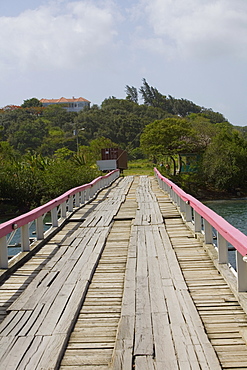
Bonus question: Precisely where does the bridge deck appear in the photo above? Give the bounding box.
[0,176,247,369]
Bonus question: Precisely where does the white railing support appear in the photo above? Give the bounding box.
[75,193,80,207]
[36,216,44,240]
[204,219,213,244]
[68,196,73,212]
[61,202,67,218]
[21,224,30,252]
[218,232,228,264]
[194,211,201,233]
[81,190,85,205]
[185,202,192,222]
[90,185,95,198]
[85,188,90,201]
[236,251,247,292]
[0,236,8,269]
[51,207,58,227]
[180,199,186,214]
[79,191,83,205]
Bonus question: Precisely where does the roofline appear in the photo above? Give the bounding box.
[40,97,91,104]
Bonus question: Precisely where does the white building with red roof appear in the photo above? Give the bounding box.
[40,97,90,112]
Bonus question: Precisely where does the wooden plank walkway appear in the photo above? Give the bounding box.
[0,176,247,369]
[0,177,133,369]
[112,177,220,370]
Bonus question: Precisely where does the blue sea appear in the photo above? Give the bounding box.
[204,199,247,236]
[204,199,247,270]
[0,214,51,257]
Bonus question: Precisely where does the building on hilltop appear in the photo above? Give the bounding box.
[40,97,90,113]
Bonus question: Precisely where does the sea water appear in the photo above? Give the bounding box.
[204,199,247,270]
[0,214,51,256]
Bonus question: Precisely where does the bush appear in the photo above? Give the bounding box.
[41,160,101,203]
[0,156,101,211]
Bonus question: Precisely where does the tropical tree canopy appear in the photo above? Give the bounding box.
[140,117,196,157]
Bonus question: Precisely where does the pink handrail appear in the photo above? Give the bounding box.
[154,168,247,257]
[0,170,119,239]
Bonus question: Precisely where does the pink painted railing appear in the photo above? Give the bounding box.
[154,167,247,292]
[0,170,120,269]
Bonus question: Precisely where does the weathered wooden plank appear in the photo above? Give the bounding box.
[61,350,113,366]
[36,334,68,369]
[0,335,35,370]
[0,310,30,337]
[16,335,48,370]
[60,366,109,370]
[0,336,18,361]
[134,355,156,370]
[112,316,135,370]
[134,235,153,355]
[152,312,178,368]
[111,216,136,369]
[7,270,49,311]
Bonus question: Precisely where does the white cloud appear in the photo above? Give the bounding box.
[0,1,118,74]
[133,0,247,59]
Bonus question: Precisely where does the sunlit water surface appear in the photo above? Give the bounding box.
[204,199,247,270]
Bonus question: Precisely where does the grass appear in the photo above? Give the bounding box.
[122,159,155,176]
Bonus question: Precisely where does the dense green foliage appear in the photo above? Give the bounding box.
[0,146,101,210]
[142,118,247,196]
[1,80,247,213]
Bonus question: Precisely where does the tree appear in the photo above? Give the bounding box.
[125,85,138,104]
[171,98,201,117]
[139,79,202,116]
[21,98,43,108]
[0,141,19,163]
[139,78,165,108]
[187,114,218,150]
[89,137,118,157]
[8,119,49,154]
[200,109,227,124]
[42,104,77,128]
[141,117,196,174]
[202,124,247,191]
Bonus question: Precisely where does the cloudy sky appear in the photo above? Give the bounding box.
[0,0,247,125]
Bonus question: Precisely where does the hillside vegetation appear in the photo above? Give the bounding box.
[1,79,247,214]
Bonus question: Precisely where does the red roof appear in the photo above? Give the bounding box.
[40,97,90,103]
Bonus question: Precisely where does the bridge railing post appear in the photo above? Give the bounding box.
[180,199,186,214]
[85,188,90,202]
[90,185,94,199]
[81,190,85,205]
[217,232,228,264]
[61,201,67,218]
[51,207,58,227]
[75,192,80,207]
[185,201,192,222]
[236,251,247,292]
[170,187,175,203]
[0,236,8,269]
[21,224,30,252]
[68,196,74,212]
[174,192,179,206]
[194,211,202,233]
[203,219,213,244]
[36,216,44,240]
[78,191,82,205]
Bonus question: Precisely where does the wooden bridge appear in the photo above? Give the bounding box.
[1,171,247,369]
